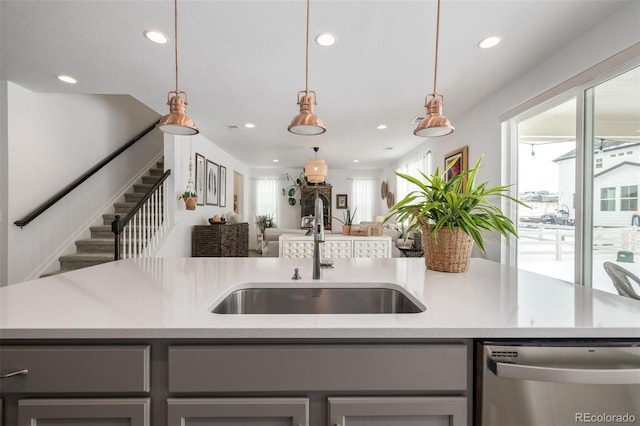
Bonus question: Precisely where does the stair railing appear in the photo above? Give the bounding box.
[14,120,159,228]
[112,169,171,260]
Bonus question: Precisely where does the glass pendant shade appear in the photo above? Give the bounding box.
[288,91,326,136]
[304,158,327,183]
[414,94,454,137]
[158,92,199,135]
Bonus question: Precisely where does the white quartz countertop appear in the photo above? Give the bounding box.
[1,257,638,339]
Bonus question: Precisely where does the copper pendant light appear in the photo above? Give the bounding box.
[157,0,198,136]
[414,0,454,138]
[304,147,328,183]
[288,0,326,136]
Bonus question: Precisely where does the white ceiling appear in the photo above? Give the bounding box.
[1,0,635,169]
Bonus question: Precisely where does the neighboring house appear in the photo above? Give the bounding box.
[555,141,640,227]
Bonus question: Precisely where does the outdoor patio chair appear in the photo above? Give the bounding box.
[603,261,640,300]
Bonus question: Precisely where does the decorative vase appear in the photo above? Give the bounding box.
[342,225,351,235]
[183,196,197,210]
[421,225,473,273]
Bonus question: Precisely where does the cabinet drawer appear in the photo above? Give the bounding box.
[328,396,467,426]
[168,397,309,425]
[169,344,467,393]
[18,398,150,426]
[0,345,150,393]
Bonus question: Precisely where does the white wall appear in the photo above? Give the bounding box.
[0,81,8,287]
[383,1,640,262]
[155,133,251,257]
[4,82,162,285]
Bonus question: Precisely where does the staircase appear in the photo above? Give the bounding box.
[44,160,165,276]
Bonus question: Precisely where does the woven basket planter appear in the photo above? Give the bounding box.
[422,225,473,273]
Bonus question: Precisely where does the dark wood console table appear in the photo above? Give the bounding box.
[192,223,249,257]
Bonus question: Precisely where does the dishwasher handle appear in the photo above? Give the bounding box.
[487,358,640,385]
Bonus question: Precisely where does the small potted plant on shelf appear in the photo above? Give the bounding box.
[386,154,527,272]
[333,207,357,235]
[180,191,198,210]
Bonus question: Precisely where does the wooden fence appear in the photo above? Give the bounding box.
[517,225,639,260]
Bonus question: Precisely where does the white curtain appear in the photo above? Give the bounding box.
[253,177,279,224]
[396,151,432,202]
[349,178,376,222]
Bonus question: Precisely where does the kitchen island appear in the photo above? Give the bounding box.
[1,257,638,425]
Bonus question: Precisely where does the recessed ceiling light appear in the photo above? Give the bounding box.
[273,159,279,163]
[377,124,388,130]
[315,32,337,47]
[478,36,501,49]
[352,159,360,163]
[244,123,256,128]
[144,30,168,44]
[57,75,77,84]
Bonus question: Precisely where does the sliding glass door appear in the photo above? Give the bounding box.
[513,65,640,296]
[586,66,640,295]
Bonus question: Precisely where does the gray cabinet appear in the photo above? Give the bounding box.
[0,345,150,426]
[167,397,309,426]
[168,344,469,425]
[18,398,150,426]
[328,396,467,426]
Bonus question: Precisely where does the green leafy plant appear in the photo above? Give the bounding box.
[282,172,308,206]
[386,154,528,253]
[333,207,357,226]
[180,191,197,200]
[255,213,277,233]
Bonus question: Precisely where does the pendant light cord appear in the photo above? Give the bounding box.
[304,0,310,94]
[174,0,180,93]
[433,0,441,95]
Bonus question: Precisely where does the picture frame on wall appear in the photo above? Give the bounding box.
[195,153,205,206]
[206,159,218,206]
[444,145,468,181]
[336,194,348,209]
[219,165,227,207]
[444,145,469,192]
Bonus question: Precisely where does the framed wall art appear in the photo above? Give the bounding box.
[336,194,348,209]
[444,145,468,181]
[195,153,205,205]
[219,165,227,207]
[206,159,219,206]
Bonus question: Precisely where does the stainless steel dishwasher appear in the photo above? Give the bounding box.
[477,341,640,426]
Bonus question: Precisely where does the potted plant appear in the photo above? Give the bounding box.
[333,207,357,235]
[180,191,198,210]
[386,154,527,272]
[255,213,277,254]
[282,172,308,206]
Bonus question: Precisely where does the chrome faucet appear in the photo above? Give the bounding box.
[312,197,325,280]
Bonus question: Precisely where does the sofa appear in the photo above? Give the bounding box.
[261,226,409,258]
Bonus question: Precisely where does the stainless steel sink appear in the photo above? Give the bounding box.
[211,284,425,314]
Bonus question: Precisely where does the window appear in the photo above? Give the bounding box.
[349,178,375,222]
[396,151,431,202]
[600,187,616,211]
[621,185,638,211]
[506,62,640,295]
[254,177,279,222]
